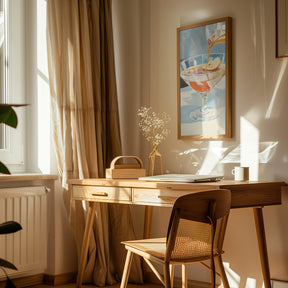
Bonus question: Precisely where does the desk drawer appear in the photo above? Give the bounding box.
[133,188,193,206]
[72,185,132,203]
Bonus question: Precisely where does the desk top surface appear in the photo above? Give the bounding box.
[68,178,286,190]
[68,178,287,208]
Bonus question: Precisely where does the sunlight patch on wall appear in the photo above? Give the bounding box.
[266,60,287,119]
[240,117,259,180]
[197,141,225,175]
[223,262,240,288]
[221,142,278,164]
[178,148,199,156]
[178,140,277,177]
[246,278,257,288]
[37,0,50,173]
[223,263,258,288]
[221,118,278,179]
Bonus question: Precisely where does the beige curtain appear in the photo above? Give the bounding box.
[46,0,143,285]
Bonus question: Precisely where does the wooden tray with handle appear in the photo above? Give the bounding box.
[105,156,146,179]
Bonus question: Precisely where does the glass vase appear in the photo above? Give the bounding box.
[148,147,163,176]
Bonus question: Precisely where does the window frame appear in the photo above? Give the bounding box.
[0,0,26,173]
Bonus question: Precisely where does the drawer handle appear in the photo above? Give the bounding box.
[91,192,109,197]
[157,196,177,202]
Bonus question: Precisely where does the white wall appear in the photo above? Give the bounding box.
[113,0,288,287]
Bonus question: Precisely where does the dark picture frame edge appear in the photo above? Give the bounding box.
[276,0,288,58]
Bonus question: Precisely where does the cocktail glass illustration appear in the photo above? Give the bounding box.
[180,53,225,122]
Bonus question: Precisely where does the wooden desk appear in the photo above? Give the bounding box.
[68,178,286,288]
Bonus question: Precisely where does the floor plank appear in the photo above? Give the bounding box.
[31,283,161,288]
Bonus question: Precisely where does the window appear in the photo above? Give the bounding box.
[0,0,54,174]
[0,0,7,149]
[0,0,25,173]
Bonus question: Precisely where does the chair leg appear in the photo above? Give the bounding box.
[120,250,133,288]
[216,255,230,288]
[210,264,215,288]
[182,264,187,288]
[169,264,174,288]
[164,263,172,288]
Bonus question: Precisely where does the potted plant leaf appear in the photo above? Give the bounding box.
[0,104,26,174]
[0,104,24,287]
[0,221,22,288]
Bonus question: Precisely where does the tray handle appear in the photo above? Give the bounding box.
[110,156,144,169]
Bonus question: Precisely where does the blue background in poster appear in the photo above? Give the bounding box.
[179,21,226,61]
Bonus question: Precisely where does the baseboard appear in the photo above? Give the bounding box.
[0,272,77,288]
[44,272,77,286]
[0,271,211,288]
[0,274,45,288]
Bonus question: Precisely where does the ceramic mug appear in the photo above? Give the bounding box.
[232,166,249,181]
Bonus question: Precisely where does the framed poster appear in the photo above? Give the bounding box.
[276,0,288,58]
[177,17,232,140]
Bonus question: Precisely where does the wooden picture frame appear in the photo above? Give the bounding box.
[276,0,288,58]
[177,17,232,140]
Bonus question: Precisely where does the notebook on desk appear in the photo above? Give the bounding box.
[138,174,224,183]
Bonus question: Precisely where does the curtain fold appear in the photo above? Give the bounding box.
[46,0,143,285]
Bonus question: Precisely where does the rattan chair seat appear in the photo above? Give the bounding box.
[122,237,219,262]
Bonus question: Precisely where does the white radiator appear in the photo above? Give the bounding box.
[0,186,47,278]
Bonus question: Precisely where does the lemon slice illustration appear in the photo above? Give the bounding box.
[207,57,221,71]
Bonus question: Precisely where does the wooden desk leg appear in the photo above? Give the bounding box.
[76,202,97,288]
[142,206,153,278]
[143,206,153,239]
[253,207,271,288]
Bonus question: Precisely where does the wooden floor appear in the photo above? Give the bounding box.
[31,283,161,288]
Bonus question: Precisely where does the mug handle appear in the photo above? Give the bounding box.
[232,168,235,175]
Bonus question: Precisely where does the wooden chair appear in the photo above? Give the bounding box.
[120,189,231,288]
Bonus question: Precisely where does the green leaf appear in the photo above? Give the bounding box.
[5,277,17,288]
[0,105,18,128]
[0,221,22,234]
[0,161,10,175]
[0,258,17,270]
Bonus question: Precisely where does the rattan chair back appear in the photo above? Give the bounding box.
[166,189,231,262]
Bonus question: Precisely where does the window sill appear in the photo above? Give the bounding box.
[0,173,59,182]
